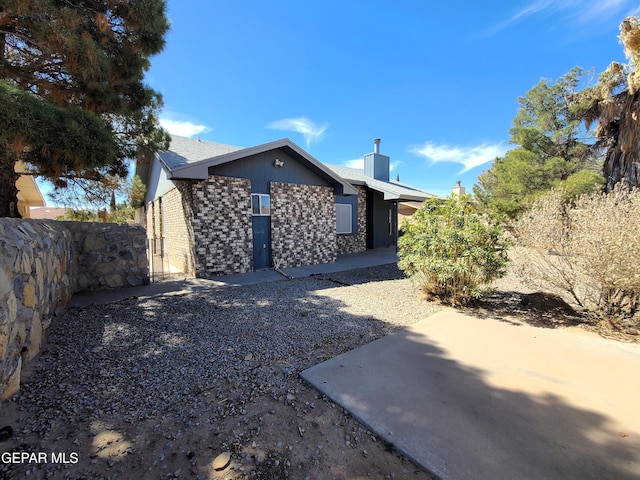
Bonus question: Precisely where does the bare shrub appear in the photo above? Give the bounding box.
[514,186,640,329]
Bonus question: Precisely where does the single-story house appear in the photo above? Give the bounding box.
[15,161,45,218]
[29,207,67,220]
[136,136,435,277]
[397,182,466,224]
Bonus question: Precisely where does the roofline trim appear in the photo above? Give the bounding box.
[168,138,358,195]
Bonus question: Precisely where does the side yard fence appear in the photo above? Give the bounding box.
[0,219,149,402]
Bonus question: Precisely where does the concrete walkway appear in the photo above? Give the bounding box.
[302,309,640,480]
[68,247,398,307]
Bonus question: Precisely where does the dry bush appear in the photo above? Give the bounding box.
[514,187,640,330]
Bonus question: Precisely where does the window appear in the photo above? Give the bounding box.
[336,203,353,234]
[251,194,270,216]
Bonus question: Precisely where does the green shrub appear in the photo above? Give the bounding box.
[514,186,640,329]
[398,195,510,305]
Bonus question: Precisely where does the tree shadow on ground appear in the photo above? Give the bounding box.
[310,263,406,286]
[303,324,640,480]
[3,265,638,479]
[0,268,427,480]
[465,289,588,329]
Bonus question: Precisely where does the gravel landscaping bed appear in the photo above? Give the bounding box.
[1,264,440,480]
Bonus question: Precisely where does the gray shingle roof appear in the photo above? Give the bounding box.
[154,135,358,196]
[158,135,244,170]
[154,136,435,201]
[325,164,437,201]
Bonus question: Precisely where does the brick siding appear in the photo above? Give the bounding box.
[191,176,253,276]
[336,185,367,255]
[270,182,337,268]
[160,183,196,276]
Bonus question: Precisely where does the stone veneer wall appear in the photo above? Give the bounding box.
[191,175,253,276]
[336,185,367,255]
[270,182,337,268]
[0,219,148,401]
[62,222,148,291]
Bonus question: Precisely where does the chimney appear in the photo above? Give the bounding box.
[364,138,390,182]
[452,181,466,196]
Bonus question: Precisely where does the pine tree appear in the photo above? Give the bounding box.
[474,68,604,219]
[0,0,170,217]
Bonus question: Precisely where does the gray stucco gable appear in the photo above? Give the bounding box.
[158,136,357,196]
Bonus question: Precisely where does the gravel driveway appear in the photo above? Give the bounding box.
[1,264,440,479]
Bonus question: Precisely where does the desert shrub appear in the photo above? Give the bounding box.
[398,196,510,306]
[514,186,640,328]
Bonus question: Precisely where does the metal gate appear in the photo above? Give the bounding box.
[148,237,166,282]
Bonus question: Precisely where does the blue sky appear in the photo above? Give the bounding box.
[143,1,640,198]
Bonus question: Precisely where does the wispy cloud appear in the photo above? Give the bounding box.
[160,118,211,137]
[344,158,364,169]
[504,0,552,27]
[267,117,328,149]
[574,0,627,23]
[628,4,640,17]
[410,142,507,173]
[489,0,637,34]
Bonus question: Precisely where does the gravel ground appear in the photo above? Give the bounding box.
[1,264,441,480]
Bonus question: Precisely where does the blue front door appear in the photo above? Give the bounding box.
[252,216,271,270]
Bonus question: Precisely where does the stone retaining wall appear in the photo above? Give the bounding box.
[0,219,148,401]
[62,222,148,291]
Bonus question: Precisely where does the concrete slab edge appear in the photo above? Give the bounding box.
[299,368,443,480]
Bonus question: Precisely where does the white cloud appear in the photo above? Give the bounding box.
[344,158,364,169]
[490,0,636,33]
[343,159,400,172]
[267,117,328,149]
[411,142,507,173]
[160,118,211,137]
[573,0,627,23]
[505,0,552,26]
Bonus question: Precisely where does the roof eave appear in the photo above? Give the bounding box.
[383,191,430,201]
[167,138,359,195]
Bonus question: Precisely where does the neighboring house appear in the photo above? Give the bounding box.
[15,161,45,218]
[398,201,425,225]
[136,135,435,278]
[397,181,466,226]
[29,207,67,220]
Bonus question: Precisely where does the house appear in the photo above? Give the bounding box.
[29,207,67,220]
[397,201,425,225]
[15,161,45,218]
[136,136,435,277]
[326,138,438,253]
